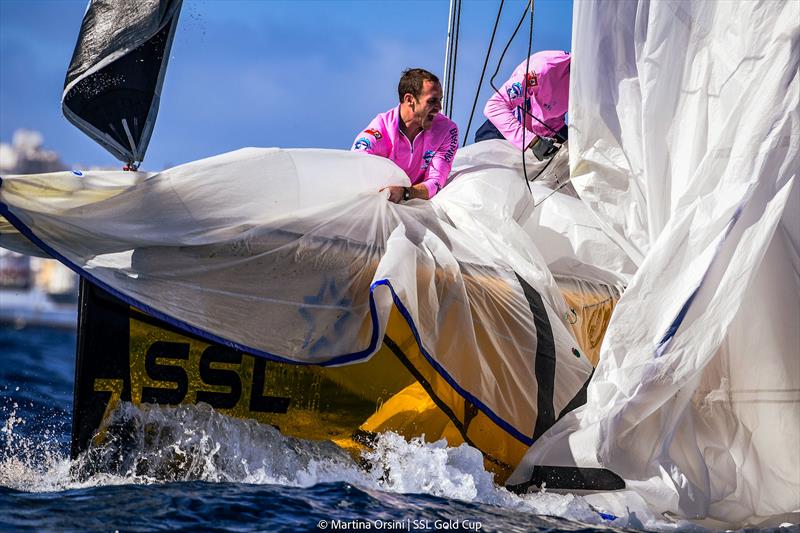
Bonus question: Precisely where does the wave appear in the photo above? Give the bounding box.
[0,400,683,530]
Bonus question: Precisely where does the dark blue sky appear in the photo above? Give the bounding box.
[0,0,572,170]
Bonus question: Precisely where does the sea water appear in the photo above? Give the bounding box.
[0,326,731,532]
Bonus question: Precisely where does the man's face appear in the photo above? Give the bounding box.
[408,80,442,130]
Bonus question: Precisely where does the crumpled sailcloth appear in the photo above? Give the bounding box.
[508,0,799,527]
[0,146,595,457]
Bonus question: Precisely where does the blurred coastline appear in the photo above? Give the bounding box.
[0,130,78,330]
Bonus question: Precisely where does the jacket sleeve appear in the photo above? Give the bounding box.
[351,116,390,157]
[421,124,459,198]
[483,69,538,151]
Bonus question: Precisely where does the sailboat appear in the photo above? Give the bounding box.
[0,0,797,528]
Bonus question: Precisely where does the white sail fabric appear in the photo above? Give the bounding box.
[447,140,634,289]
[0,146,594,450]
[523,183,635,289]
[509,0,799,527]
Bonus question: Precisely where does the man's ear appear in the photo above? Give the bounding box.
[403,93,415,106]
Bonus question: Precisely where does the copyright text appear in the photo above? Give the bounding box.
[316,518,483,530]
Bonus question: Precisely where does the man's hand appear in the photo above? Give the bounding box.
[381,185,406,203]
[380,184,430,203]
[529,135,560,161]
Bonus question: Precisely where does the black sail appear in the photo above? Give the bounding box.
[62,0,183,166]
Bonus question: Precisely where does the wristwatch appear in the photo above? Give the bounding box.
[403,187,411,201]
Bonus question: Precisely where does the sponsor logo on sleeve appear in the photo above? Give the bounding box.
[507,82,523,100]
[354,137,372,150]
[443,127,458,163]
[421,149,435,170]
[364,128,382,140]
[526,71,538,90]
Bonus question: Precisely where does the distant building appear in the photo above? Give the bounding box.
[0,130,78,311]
[0,248,78,327]
[0,250,31,290]
[0,129,66,175]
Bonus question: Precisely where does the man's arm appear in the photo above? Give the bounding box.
[351,118,390,157]
[419,124,459,199]
[383,124,458,203]
[483,69,539,151]
[382,123,458,203]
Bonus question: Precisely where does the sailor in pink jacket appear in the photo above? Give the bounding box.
[478,51,570,156]
[352,68,459,203]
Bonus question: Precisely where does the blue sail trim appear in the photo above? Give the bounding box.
[0,198,376,367]
[371,278,534,446]
[655,205,743,357]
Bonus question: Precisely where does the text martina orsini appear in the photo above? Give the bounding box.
[317,518,483,530]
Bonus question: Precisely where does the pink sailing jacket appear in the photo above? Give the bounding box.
[484,51,570,151]
[351,106,459,198]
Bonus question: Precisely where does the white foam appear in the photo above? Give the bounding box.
[0,402,690,530]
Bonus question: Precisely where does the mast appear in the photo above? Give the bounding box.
[442,0,461,118]
[442,0,455,103]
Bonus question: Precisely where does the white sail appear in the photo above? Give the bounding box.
[0,146,595,463]
[509,0,799,527]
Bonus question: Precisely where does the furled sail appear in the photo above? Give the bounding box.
[62,0,183,165]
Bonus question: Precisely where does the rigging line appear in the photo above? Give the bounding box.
[462,0,504,147]
[581,296,614,310]
[446,17,452,113]
[444,0,455,116]
[485,0,533,190]
[521,0,534,191]
[512,1,566,189]
[534,147,557,179]
[486,0,566,146]
[533,178,570,208]
[520,94,568,141]
[488,0,531,98]
[482,1,565,191]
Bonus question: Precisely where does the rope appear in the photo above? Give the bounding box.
[532,177,569,208]
[484,1,533,191]
[488,1,531,97]
[563,295,616,325]
[581,296,614,310]
[479,0,576,208]
[520,0,534,190]
[462,0,504,147]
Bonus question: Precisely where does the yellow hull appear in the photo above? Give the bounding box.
[76,277,619,485]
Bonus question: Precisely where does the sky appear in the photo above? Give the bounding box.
[0,0,573,170]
